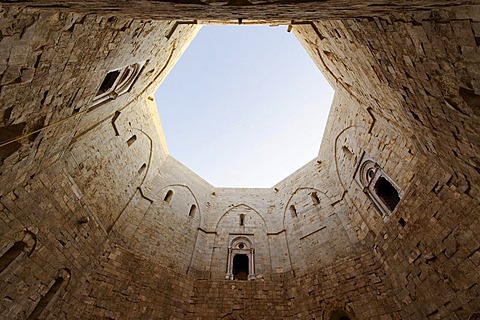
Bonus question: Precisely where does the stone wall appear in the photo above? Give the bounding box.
[293,8,480,319]
[190,280,287,319]
[0,6,199,319]
[1,2,479,320]
[0,161,106,319]
[67,243,195,319]
[0,1,475,21]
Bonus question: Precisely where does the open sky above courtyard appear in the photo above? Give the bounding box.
[154,25,334,188]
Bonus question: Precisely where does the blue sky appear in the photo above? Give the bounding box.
[154,25,334,188]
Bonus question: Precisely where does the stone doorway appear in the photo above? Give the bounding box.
[233,254,249,280]
[225,236,255,280]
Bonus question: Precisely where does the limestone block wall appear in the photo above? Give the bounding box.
[0,5,197,198]
[294,10,480,196]
[0,162,107,319]
[67,242,195,319]
[275,159,361,276]
[293,10,480,319]
[111,156,215,275]
[0,6,200,319]
[1,3,480,320]
[285,251,396,320]
[190,280,288,319]
[1,1,474,21]
[374,159,480,319]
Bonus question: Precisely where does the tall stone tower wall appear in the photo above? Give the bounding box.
[0,2,479,319]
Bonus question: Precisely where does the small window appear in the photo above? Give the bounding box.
[239,214,245,226]
[127,135,137,146]
[374,177,400,211]
[97,70,120,95]
[164,190,173,203]
[289,205,297,218]
[0,241,26,274]
[355,156,402,218]
[311,192,320,205]
[138,163,146,175]
[27,269,70,320]
[92,62,145,106]
[189,205,197,217]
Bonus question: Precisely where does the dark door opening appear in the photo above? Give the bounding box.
[233,254,249,280]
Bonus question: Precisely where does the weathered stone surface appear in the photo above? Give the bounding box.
[0,2,479,320]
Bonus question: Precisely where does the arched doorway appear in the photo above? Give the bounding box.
[225,236,255,280]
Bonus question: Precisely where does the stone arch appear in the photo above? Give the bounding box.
[333,125,379,237]
[129,128,153,183]
[0,230,37,276]
[158,184,201,223]
[282,187,333,227]
[92,61,145,106]
[211,204,269,280]
[282,186,355,274]
[334,125,367,190]
[215,204,266,230]
[27,268,71,320]
[157,184,202,274]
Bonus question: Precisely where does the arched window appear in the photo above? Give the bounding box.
[0,231,36,276]
[164,190,173,203]
[138,163,146,175]
[92,61,145,106]
[127,135,137,146]
[289,205,297,218]
[355,156,403,218]
[0,241,26,274]
[311,192,320,205]
[189,204,197,217]
[225,237,255,281]
[239,214,245,226]
[27,268,71,320]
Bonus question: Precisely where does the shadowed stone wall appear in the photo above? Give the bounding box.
[1,2,479,319]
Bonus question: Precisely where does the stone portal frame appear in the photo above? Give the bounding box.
[92,61,146,106]
[225,236,255,281]
[355,155,403,219]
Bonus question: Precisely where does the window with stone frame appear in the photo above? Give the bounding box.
[92,61,145,106]
[355,155,402,218]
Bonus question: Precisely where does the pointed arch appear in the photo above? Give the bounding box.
[158,184,202,275]
[158,184,202,223]
[0,230,37,276]
[27,268,71,320]
[215,204,267,230]
[282,187,333,228]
